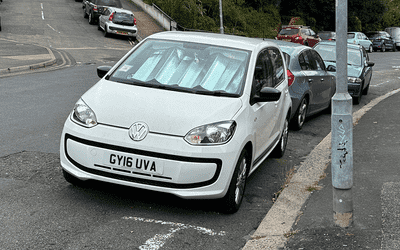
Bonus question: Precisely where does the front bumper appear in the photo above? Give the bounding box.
[60,116,240,199]
[348,83,361,97]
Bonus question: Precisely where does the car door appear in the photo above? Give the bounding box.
[250,48,284,162]
[299,49,329,113]
[310,50,335,108]
[99,8,110,29]
[361,48,373,86]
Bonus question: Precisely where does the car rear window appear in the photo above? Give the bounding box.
[109,39,251,96]
[112,13,135,26]
[347,33,356,39]
[98,0,122,7]
[279,28,299,36]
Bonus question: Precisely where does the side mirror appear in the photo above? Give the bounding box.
[327,65,336,72]
[97,65,112,78]
[366,61,375,67]
[253,87,281,103]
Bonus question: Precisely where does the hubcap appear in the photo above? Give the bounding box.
[235,157,247,205]
[297,99,307,128]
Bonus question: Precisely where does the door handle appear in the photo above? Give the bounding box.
[308,79,313,82]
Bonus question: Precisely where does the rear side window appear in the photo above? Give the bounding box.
[298,50,318,70]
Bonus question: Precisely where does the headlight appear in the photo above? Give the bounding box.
[184,121,236,145]
[348,77,362,83]
[71,98,98,128]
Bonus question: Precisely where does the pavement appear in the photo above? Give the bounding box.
[2,2,400,250]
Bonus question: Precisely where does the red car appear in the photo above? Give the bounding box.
[277,25,321,47]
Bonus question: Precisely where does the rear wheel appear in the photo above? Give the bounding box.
[381,44,386,52]
[368,45,373,53]
[219,150,249,214]
[88,12,95,24]
[291,98,308,130]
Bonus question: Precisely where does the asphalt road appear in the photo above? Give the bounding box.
[1,0,400,249]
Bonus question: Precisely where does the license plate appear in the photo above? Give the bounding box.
[117,31,128,35]
[103,152,163,175]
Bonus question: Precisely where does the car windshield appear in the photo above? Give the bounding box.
[314,44,362,66]
[112,12,135,26]
[279,28,299,36]
[109,39,250,96]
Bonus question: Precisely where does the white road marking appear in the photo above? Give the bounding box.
[47,24,60,34]
[122,216,226,250]
[372,80,391,87]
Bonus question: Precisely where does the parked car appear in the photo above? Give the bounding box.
[272,40,335,130]
[385,27,400,50]
[347,32,373,53]
[60,31,292,214]
[83,0,122,25]
[98,7,137,39]
[277,25,321,47]
[317,31,336,41]
[314,41,374,104]
[365,31,396,52]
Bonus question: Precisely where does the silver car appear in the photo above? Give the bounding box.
[273,40,336,130]
[98,7,137,39]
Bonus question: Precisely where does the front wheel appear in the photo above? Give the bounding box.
[272,114,289,158]
[353,83,363,105]
[63,169,85,186]
[219,150,249,214]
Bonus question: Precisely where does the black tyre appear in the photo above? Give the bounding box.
[104,25,109,37]
[88,12,95,24]
[63,169,85,186]
[219,149,249,214]
[381,44,386,52]
[393,45,397,52]
[83,8,88,18]
[353,83,363,105]
[291,98,308,130]
[368,45,373,53]
[271,114,289,158]
[362,83,370,95]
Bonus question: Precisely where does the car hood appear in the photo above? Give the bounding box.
[324,61,362,78]
[81,80,243,136]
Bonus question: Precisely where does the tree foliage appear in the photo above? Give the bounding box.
[143,0,281,38]
[142,0,399,37]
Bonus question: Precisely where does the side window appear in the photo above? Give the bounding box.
[298,53,309,70]
[268,48,285,87]
[310,50,326,71]
[252,47,284,94]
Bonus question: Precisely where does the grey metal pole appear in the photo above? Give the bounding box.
[219,0,224,34]
[332,0,353,227]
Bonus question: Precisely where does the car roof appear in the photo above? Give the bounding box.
[266,39,309,54]
[147,31,280,51]
[106,7,133,14]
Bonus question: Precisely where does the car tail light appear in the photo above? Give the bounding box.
[109,13,114,21]
[287,69,294,86]
[93,5,98,11]
[134,17,137,25]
